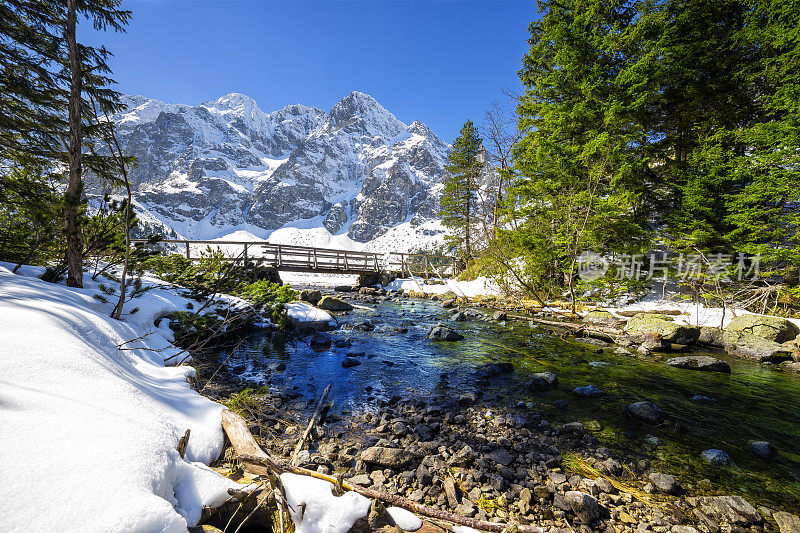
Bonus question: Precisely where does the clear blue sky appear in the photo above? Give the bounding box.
[84,0,536,142]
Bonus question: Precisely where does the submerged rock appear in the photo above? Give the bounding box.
[573,385,602,397]
[527,372,558,392]
[317,296,354,311]
[648,472,682,494]
[749,440,776,459]
[428,324,464,341]
[665,355,731,373]
[341,357,361,368]
[308,332,332,349]
[700,448,733,466]
[625,401,667,424]
[451,311,467,322]
[476,362,514,376]
[624,313,700,344]
[726,314,799,343]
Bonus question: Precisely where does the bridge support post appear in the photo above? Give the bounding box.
[357,272,381,288]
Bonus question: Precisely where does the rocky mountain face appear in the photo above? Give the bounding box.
[112,91,451,245]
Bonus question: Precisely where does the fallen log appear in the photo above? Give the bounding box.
[221,409,543,533]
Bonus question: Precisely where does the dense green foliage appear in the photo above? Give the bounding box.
[143,251,297,329]
[490,0,800,305]
[440,120,485,261]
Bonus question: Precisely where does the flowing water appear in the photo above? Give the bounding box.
[219,297,800,510]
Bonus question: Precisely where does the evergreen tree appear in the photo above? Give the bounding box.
[504,0,654,308]
[0,0,131,286]
[440,120,484,262]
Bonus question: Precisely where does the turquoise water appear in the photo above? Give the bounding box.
[221,298,800,509]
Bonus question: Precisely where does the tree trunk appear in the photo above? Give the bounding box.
[465,173,471,262]
[64,0,84,288]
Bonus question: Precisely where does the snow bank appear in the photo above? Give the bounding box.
[0,264,239,531]
[386,276,500,298]
[279,271,358,288]
[286,301,333,324]
[608,297,800,330]
[280,473,371,533]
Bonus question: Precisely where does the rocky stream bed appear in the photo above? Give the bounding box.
[195,287,800,533]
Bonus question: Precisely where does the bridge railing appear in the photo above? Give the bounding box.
[386,252,462,278]
[130,239,382,273]
[131,239,460,277]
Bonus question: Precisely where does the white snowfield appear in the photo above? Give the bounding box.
[0,263,240,532]
[386,276,500,298]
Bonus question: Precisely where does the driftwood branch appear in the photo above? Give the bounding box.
[291,383,331,466]
[221,410,542,533]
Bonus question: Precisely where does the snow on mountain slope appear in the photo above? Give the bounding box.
[113,91,451,252]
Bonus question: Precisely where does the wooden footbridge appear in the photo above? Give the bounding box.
[132,239,463,278]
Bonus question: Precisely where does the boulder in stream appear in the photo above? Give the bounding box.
[665,355,731,373]
[700,448,733,466]
[317,296,354,311]
[428,324,464,341]
[722,331,792,362]
[573,385,602,397]
[648,472,682,495]
[749,440,776,459]
[527,372,558,392]
[625,401,667,424]
[699,327,725,347]
[341,357,361,368]
[624,313,701,344]
[299,289,322,305]
[584,309,619,325]
[725,314,799,343]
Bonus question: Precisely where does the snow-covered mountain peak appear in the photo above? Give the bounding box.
[111,90,451,250]
[326,91,406,139]
[201,92,262,116]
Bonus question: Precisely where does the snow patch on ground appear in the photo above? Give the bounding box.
[386,507,423,530]
[608,298,800,330]
[386,276,500,298]
[0,263,240,531]
[286,301,333,324]
[280,473,371,533]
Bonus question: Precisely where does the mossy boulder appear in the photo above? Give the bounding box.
[623,313,700,344]
[725,314,799,343]
[723,330,793,362]
[584,309,619,325]
[440,291,458,301]
[699,327,725,347]
[317,296,353,312]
